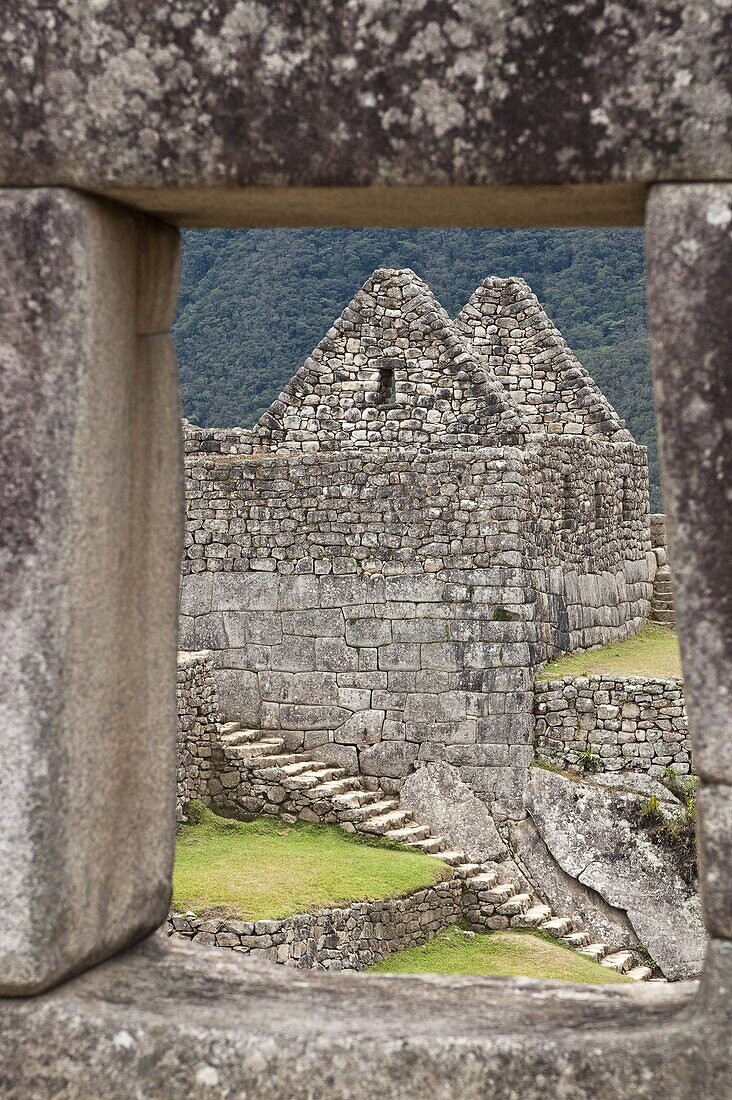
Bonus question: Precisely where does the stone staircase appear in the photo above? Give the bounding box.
[212,724,657,982]
[650,563,675,627]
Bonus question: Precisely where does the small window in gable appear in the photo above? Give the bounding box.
[621,477,633,521]
[594,480,603,522]
[378,362,395,405]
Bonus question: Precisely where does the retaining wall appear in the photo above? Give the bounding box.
[166,879,462,970]
[533,676,690,777]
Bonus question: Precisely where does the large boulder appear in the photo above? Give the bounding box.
[525,767,706,980]
[400,762,506,863]
[509,815,638,951]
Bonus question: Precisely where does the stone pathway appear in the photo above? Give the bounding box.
[214,723,659,981]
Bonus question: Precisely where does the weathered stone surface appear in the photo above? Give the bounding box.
[0,934,729,1099]
[534,674,690,778]
[401,763,506,862]
[179,268,652,807]
[647,184,732,785]
[2,3,731,225]
[509,816,638,952]
[697,784,732,940]
[0,189,182,994]
[526,768,707,980]
[214,670,262,725]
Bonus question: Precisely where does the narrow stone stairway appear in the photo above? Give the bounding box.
[214,724,657,981]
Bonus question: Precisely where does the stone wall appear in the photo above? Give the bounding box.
[533,676,690,777]
[180,426,651,806]
[456,276,632,441]
[176,652,221,822]
[166,878,462,970]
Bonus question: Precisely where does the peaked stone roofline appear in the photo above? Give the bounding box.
[252,267,529,451]
[456,276,633,442]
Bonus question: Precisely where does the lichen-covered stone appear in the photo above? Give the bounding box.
[0,188,182,996]
[400,762,506,863]
[1,2,731,205]
[0,934,728,1100]
[525,768,706,980]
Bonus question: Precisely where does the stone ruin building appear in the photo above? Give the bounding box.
[180,268,654,811]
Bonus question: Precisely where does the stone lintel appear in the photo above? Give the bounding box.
[2,2,731,202]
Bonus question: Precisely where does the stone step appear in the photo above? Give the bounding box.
[386,824,431,844]
[407,836,446,854]
[497,892,532,916]
[464,871,500,891]
[360,809,413,835]
[601,950,636,974]
[225,737,285,759]
[256,758,317,775]
[286,767,344,789]
[310,777,362,798]
[579,943,609,962]
[540,916,576,937]
[219,722,244,736]
[348,798,399,822]
[627,966,653,981]
[563,930,592,948]
[220,728,261,746]
[435,850,469,867]
[482,882,517,905]
[453,862,483,879]
[518,904,551,927]
[332,789,380,809]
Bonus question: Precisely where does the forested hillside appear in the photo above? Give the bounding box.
[175,228,660,507]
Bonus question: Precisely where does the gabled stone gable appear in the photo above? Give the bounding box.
[456,276,632,441]
[252,268,528,451]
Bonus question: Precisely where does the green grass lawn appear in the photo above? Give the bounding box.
[173,802,446,921]
[371,926,630,984]
[540,624,681,681]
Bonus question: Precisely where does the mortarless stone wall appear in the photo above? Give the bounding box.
[533,676,690,777]
[166,879,462,970]
[179,269,652,808]
[176,652,221,822]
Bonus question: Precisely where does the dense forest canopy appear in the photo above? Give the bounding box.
[175,228,660,508]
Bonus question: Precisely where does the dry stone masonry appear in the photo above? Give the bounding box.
[176,652,220,822]
[3,3,732,1094]
[534,676,689,777]
[167,879,462,971]
[180,269,653,810]
[173,677,658,979]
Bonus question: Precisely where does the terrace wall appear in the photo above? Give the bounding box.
[533,675,690,777]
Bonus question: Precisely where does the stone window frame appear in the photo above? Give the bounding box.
[0,3,730,1082]
[2,182,729,1097]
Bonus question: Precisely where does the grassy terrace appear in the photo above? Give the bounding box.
[371,927,630,984]
[540,624,681,681]
[173,803,446,921]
